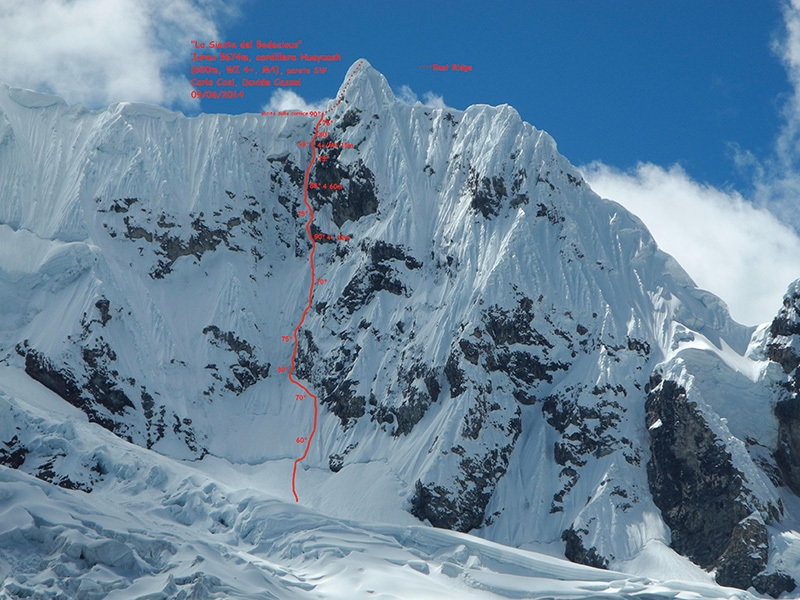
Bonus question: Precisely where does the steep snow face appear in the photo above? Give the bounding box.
[0,60,798,596]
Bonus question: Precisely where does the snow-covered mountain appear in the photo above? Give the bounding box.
[0,59,799,598]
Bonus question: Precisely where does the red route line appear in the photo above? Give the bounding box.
[290,60,364,502]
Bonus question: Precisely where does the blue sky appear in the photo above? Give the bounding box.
[1,0,800,324]
[195,1,788,193]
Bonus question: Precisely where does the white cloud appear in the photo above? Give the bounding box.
[725,0,800,232]
[581,162,800,326]
[261,90,331,114]
[579,2,800,326]
[396,84,446,109]
[774,0,800,171]
[0,0,236,109]
[738,0,800,230]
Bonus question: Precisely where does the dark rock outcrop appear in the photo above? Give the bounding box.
[18,336,203,457]
[753,572,797,598]
[338,241,421,314]
[468,166,507,218]
[0,435,28,469]
[774,396,800,496]
[561,526,608,569]
[22,346,132,435]
[645,374,791,593]
[105,195,268,278]
[203,326,270,395]
[767,284,800,496]
[647,375,750,567]
[309,146,379,228]
[410,417,521,533]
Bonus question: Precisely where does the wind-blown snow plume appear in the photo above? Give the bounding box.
[261,89,332,114]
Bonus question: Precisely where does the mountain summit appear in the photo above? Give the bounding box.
[0,60,798,598]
